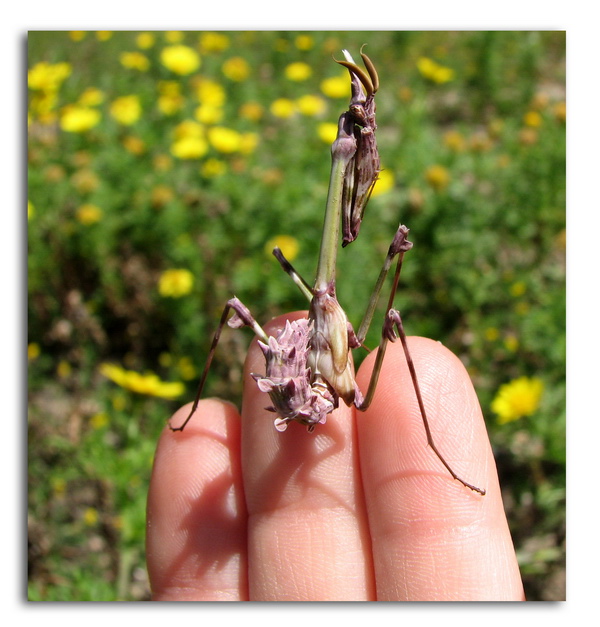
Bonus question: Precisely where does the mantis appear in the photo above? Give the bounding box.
[170,49,485,496]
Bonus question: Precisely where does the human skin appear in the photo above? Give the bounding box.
[146,312,525,601]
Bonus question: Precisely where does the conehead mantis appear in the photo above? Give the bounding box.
[170,48,485,496]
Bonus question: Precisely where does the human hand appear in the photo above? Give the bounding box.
[146,312,524,601]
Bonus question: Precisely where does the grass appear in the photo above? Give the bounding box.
[28,30,565,601]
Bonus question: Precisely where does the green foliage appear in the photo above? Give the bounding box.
[28,30,565,601]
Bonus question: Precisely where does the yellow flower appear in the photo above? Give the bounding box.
[491,376,544,424]
[59,105,101,132]
[201,158,227,178]
[122,135,146,155]
[136,33,155,49]
[222,56,250,81]
[484,327,499,341]
[207,126,243,153]
[425,165,450,191]
[96,31,112,41]
[76,203,103,225]
[174,119,204,139]
[160,45,201,75]
[165,31,184,43]
[296,94,326,116]
[90,412,109,429]
[171,136,208,159]
[52,477,66,496]
[295,35,314,50]
[78,87,104,106]
[443,130,466,152]
[69,31,87,42]
[317,122,338,144]
[194,103,224,124]
[554,102,566,123]
[503,334,519,352]
[370,168,394,198]
[120,51,150,72]
[239,132,259,154]
[158,92,185,116]
[151,185,175,207]
[320,75,349,99]
[239,101,264,121]
[523,110,542,128]
[199,32,230,53]
[100,363,185,399]
[417,57,455,84]
[264,235,300,262]
[57,360,72,378]
[510,281,527,297]
[28,342,40,361]
[178,356,197,381]
[193,78,226,107]
[110,95,142,125]
[270,98,296,118]
[285,61,312,81]
[158,268,194,297]
[153,154,173,172]
[83,507,99,526]
[28,200,35,221]
[71,168,100,193]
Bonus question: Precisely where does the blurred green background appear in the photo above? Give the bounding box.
[27,30,565,601]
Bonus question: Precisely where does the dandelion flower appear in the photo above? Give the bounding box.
[194,78,226,107]
[194,103,224,124]
[76,203,103,225]
[28,61,72,92]
[78,87,105,107]
[83,507,99,526]
[491,376,544,424]
[165,31,184,43]
[120,51,150,72]
[136,32,155,49]
[317,122,338,144]
[370,168,394,198]
[285,61,312,82]
[100,362,185,399]
[320,75,349,99]
[554,102,566,123]
[59,105,101,133]
[523,111,542,128]
[270,98,296,119]
[425,165,450,191]
[28,342,40,360]
[199,32,230,53]
[222,56,250,81]
[295,35,314,50]
[265,235,300,262]
[201,158,227,178]
[160,45,201,75]
[158,268,194,297]
[208,126,243,153]
[110,95,142,126]
[417,57,455,84]
[171,136,208,160]
[296,94,326,116]
[239,101,264,122]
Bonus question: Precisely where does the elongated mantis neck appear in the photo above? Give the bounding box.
[314,115,357,293]
[314,153,347,292]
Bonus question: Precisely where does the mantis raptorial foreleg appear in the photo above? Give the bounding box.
[170,297,269,432]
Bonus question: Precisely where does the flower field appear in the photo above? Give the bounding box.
[27,31,565,600]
